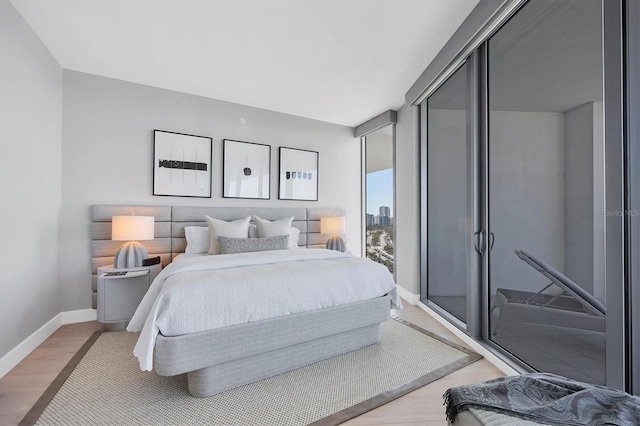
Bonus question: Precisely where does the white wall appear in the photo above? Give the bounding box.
[591,102,605,300]
[489,111,566,292]
[60,71,360,311]
[565,103,595,293]
[564,101,605,297]
[394,104,420,295]
[0,1,62,357]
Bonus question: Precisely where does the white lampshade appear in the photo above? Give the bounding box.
[321,217,345,235]
[111,215,154,268]
[112,216,155,241]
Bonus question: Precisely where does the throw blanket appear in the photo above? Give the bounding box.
[444,373,640,425]
[127,249,401,371]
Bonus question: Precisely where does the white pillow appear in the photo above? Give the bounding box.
[252,216,299,249]
[184,226,210,254]
[288,227,300,248]
[205,215,251,255]
[254,215,294,237]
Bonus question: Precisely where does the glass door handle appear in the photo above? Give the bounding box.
[490,232,495,251]
[474,230,486,255]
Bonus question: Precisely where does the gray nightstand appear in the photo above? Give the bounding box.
[97,263,161,329]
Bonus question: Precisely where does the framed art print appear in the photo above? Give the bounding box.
[278,147,318,201]
[153,130,212,198]
[223,139,271,199]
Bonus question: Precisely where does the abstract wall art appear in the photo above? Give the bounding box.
[278,147,318,201]
[153,130,212,198]
[223,139,271,199]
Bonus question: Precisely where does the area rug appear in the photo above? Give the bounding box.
[21,317,481,426]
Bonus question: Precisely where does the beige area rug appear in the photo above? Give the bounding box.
[22,317,481,426]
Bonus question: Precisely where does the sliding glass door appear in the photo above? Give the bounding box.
[420,0,632,390]
[423,64,471,324]
[487,0,607,385]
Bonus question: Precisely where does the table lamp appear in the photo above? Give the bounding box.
[321,216,346,252]
[112,215,155,268]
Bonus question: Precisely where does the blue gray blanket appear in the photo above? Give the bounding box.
[443,373,640,425]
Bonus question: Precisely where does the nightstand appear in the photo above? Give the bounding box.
[97,263,161,329]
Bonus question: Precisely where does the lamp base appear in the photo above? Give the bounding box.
[326,235,346,252]
[114,241,149,268]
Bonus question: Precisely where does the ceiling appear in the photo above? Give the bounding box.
[10,0,479,127]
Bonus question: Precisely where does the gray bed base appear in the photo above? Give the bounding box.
[155,296,391,397]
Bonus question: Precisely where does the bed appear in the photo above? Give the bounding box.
[91,205,401,397]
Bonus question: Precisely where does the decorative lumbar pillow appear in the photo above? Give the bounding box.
[205,216,251,255]
[218,235,289,254]
[184,226,210,254]
[254,216,294,238]
[249,223,300,249]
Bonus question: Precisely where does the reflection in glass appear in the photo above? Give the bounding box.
[488,0,605,384]
[426,64,468,322]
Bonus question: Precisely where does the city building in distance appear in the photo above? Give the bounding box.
[366,205,394,273]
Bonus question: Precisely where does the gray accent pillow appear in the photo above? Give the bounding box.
[218,235,289,254]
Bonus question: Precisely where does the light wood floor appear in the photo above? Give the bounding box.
[0,302,503,426]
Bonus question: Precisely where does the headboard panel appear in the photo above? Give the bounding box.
[90,205,346,309]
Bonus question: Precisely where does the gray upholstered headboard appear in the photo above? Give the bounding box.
[90,205,346,308]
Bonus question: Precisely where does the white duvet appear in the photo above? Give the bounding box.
[127,249,402,371]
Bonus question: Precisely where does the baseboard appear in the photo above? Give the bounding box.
[395,285,420,305]
[0,314,62,378]
[417,302,521,377]
[0,308,97,379]
[61,308,97,324]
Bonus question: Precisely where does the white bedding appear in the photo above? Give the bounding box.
[128,249,401,371]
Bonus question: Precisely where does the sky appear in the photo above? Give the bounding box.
[366,168,393,216]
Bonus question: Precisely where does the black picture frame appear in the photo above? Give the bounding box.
[153,130,212,198]
[223,139,271,200]
[278,147,319,201]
